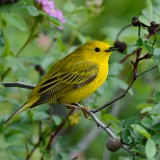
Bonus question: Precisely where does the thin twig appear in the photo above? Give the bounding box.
[139,65,157,77]
[46,108,75,150]
[116,24,132,40]
[26,122,43,160]
[122,146,146,159]
[87,110,117,139]
[92,78,136,113]
[26,138,42,160]
[119,52,135,63]
[93,50,157,113]
[16,20,38,56]
[25,143,29,159]
[1,68,11,81]
[1,20,38,81]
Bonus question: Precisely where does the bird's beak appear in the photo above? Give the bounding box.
[105,47,119,52]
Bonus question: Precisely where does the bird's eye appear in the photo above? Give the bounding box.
[95,47,100,52]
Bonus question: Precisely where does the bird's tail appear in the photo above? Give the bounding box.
[4,102,32,124]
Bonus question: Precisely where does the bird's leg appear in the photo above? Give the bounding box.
[63,103,79,109]
[77,103,90,118]
[63,103,90,118]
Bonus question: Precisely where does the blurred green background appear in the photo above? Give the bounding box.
[1,0,160,160]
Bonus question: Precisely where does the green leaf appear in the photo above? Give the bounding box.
[77,32,87,44]
[153,91,160,102]
[33,111,49,121]
[0,30,5,55]
[143,40,154,52]
[25,6,40,17]
[101,114,120,123]
[145,139,156,158]
[141,117,152,129]
[112,78,133,96]
[109,63,124,76]
[5,56,25,71]
[56,37,67,52]
[149,103,160,114]
[141,107,152,114]
[138,15,150,26]
[1,29,13,56]
[152,133,160,144]
[151,117,160,130]
[40,11,61,27]
[126,44,138,54]
[70,6,87,14]
[0,135,10,150]
[153,48,160,70]
[131,124,151,139]
[146,0,153,20]
[122,116,140,128]
[52,115,62,126]
[3,13,28,31]
[137,103,153,110]
[136,38,143,46]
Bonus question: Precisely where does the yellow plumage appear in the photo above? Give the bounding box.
[4,40,117,123]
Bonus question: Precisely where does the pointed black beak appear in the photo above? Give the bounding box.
[105,46,119,52]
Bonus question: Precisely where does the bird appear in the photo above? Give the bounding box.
[4,40,118,124]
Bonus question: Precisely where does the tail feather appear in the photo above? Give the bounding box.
[4,102,31,124]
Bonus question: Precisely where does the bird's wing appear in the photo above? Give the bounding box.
[32,61,99,105]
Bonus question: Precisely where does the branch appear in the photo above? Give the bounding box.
[1,20,38,81]
[88,110,117,138]
[116,24,132,40]
[73,103,145,158]
[26,122,44,160]
[0,82,35,89]
[46,108,75,150]
[93,48,157,113]
[92,77,136,113]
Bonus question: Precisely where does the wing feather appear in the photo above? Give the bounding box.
[32,61,99,106]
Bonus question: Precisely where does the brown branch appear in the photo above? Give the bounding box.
[93,48,157,113]
[46,108,75,150]
[0,82,35,89]
[92,77,136,113]
[26,122,44,160]
[116,24,132,40]
[119,52,135,63]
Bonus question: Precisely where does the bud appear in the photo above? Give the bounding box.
[132,17,141,27]
[114,40,127,53]
[106,138,123,152]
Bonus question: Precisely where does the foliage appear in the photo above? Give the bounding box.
[0,0,160,160]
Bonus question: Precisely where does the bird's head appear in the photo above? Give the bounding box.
[79,40,118,62]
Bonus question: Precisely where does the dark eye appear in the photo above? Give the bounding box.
[95,47,100,52]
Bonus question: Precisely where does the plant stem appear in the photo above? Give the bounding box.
[46,109,75,150]
[1,20,38,80]
[16,20,37,56]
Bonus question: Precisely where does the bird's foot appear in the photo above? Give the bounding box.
[63,103,90,118]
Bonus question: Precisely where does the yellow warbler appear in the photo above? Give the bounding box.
[4,41,117,123]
